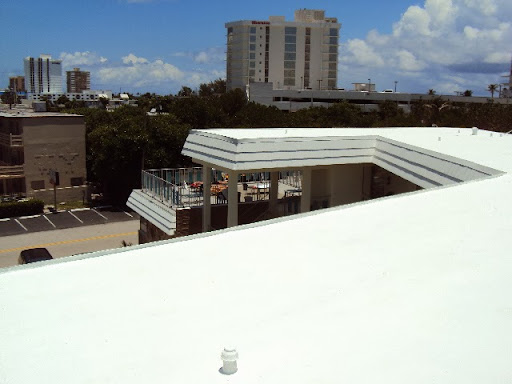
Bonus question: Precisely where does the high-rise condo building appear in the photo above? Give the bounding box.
[225,9,340,91]
[66,68,91,93]
[24,54,62,94]
[9,76,25,93]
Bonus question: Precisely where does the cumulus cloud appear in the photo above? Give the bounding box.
[340,0,512,94]
[94,53,223,93]
[172,47,225,65]
[59,51,108,67]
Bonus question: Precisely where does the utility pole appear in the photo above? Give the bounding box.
[394,80,398,93]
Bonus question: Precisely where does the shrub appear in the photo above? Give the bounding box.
[0,199,45,219]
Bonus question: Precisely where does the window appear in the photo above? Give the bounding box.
[284,78,295,86]
[329,45,337,53]
[329,63,337,70]
[249,69,255,76]
[285,44,296,52]
[71,177,84,186]
[250,44,256,51]
[250,35,256,42]
[284,52,296,60]
[285,35,296,43]
[328,71,337,78]
[329,28,338,36]
[250,27,256,34]
[285,27,297,34]
[31,180,45,190]
[284,70,295,77]
[250,53,255,59]
[329,54,337,62]
[284,61,295,69]
[329,37,338,45]
[250,61,255,68]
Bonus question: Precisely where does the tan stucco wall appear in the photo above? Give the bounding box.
[21,116,87,203]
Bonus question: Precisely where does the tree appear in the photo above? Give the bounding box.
[488,84,498,99]
[463,89,473,97]
[428,89,436,95]
[56,95,70,106]
[177,86,194,97]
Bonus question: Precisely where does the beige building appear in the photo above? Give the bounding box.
[0,110,87,203]
[66,68,90,93]
[9,76,25,93]
[226,9,340,91]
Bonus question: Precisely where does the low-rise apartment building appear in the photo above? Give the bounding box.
[0,110,87,203]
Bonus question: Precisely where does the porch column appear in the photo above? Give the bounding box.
[227,171,239,228]
[300,168,312,213]
[202,165,211,232]
[269,171,279,217]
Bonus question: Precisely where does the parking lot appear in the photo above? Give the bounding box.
[0,206,138,237]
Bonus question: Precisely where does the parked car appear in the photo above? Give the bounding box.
[19,248,53,264]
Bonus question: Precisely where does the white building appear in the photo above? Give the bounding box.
[1,126,512,383]
[27,89,113,102]
[24,54,63,94]
[226,9,340,91]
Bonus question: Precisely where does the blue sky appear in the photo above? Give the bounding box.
[1,0,511,95]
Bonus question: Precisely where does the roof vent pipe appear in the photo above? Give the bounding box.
[220,347,238,375]
[472,127,478,135]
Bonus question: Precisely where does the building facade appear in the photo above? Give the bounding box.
[0,111,87,203]
[24,54,63,94]
[66,68,90,93]
[226,9,340,91]
[9,76,25,93]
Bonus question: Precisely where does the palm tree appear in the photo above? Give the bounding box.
[428,89,436,95]
[488,84,498,99]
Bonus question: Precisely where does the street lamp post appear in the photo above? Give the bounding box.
[394,80,398,93]
[368,78,371,92]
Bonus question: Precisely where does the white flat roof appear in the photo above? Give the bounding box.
[1,127,511,383]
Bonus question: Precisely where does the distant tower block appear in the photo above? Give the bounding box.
[226,9,341,92]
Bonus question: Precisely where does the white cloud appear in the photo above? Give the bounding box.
[122,53,149,65]
[59,51,108,68]
[397,50,426,72]
[94,54,224,93]
[342,39,385,67]
[171,47,224,64]
[340,0,512,95]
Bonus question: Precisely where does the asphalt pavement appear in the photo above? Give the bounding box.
[0,207,138,237]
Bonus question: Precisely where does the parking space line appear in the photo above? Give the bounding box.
[123,210,134,217]
[68,211,84,223]
[43,215,57,228]
[19,214,40,220]
[14,219,28,231]
[0,218,10,222]
[92,209,108,220]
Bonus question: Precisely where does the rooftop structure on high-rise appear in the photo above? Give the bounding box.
[23,54,62,94]
[66,67,90,93]
[225,9,340,91]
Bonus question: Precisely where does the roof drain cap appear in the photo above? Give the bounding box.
[221,347,238,375]
[472,127,478,135]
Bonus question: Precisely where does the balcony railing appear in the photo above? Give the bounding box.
[0,164,24,177]
[0,133,23,147]
[141,167,302,209]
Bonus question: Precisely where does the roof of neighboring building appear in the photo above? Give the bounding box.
[1,127,511,383]
[0,110,83,118]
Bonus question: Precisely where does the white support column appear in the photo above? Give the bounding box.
[202,165,212,232]
[301,168,312,214]
[269,171,279,217]
[227,171,238,228]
